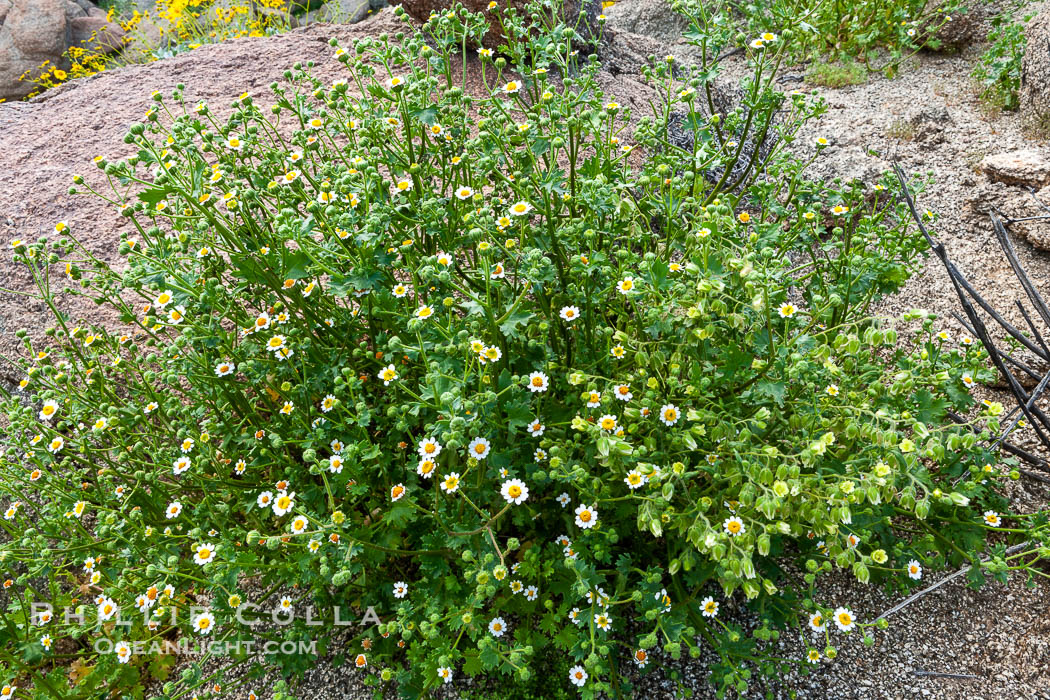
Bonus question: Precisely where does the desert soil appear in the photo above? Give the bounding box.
[2,3,1050,698]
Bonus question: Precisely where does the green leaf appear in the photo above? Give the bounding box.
[148,654,176,681]
[553,625,578,650]
[479,645,500,670]
[462,651,482,676]
[410,105,439,125]
[283,250,313,280]
[499,310,534,338]
[755,380,787,407]
[137,187,171,204]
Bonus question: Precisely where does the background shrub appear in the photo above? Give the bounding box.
[972,7,1031,111]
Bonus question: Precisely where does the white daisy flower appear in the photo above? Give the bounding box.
[468,436,491,459]
[193,611,216,635]
[440,472,461,493]
[272,491,295,517]
[509,200,532,216]
[193,543,217,565]
[659,403,680,426]
[574,503,597,529]
[378,364,398,385]
[526,371,549,393]
[832,606,856,632]
[724,516,745,536]
[166,501,182,519]
[500,479,529,505]
[624,470,647,490]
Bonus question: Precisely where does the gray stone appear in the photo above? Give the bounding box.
[0,0,12,25]
[931,4,989,50]
[305,0,373,24]
[979,149,1050,188]
[63,0,87,21]
[603,0,687,42]
[902,105,952,144]
[1020,12,1050,135]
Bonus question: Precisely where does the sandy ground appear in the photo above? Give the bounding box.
[3,3,1050,699]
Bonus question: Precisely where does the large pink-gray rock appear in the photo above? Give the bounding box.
[0,0,75,100]
[6,0,68,56]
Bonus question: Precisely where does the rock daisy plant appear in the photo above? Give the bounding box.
[1,1,1046,698]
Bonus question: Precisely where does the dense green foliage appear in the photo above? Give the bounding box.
[972,9,1031,110]
[735,0,958,73]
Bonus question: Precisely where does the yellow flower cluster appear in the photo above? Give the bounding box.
[21,1,300,98]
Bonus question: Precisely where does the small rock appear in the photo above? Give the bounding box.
[903,105,952,144]
[63,0,87,22]
[980,149,1050,188]
[932,4,990,50]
